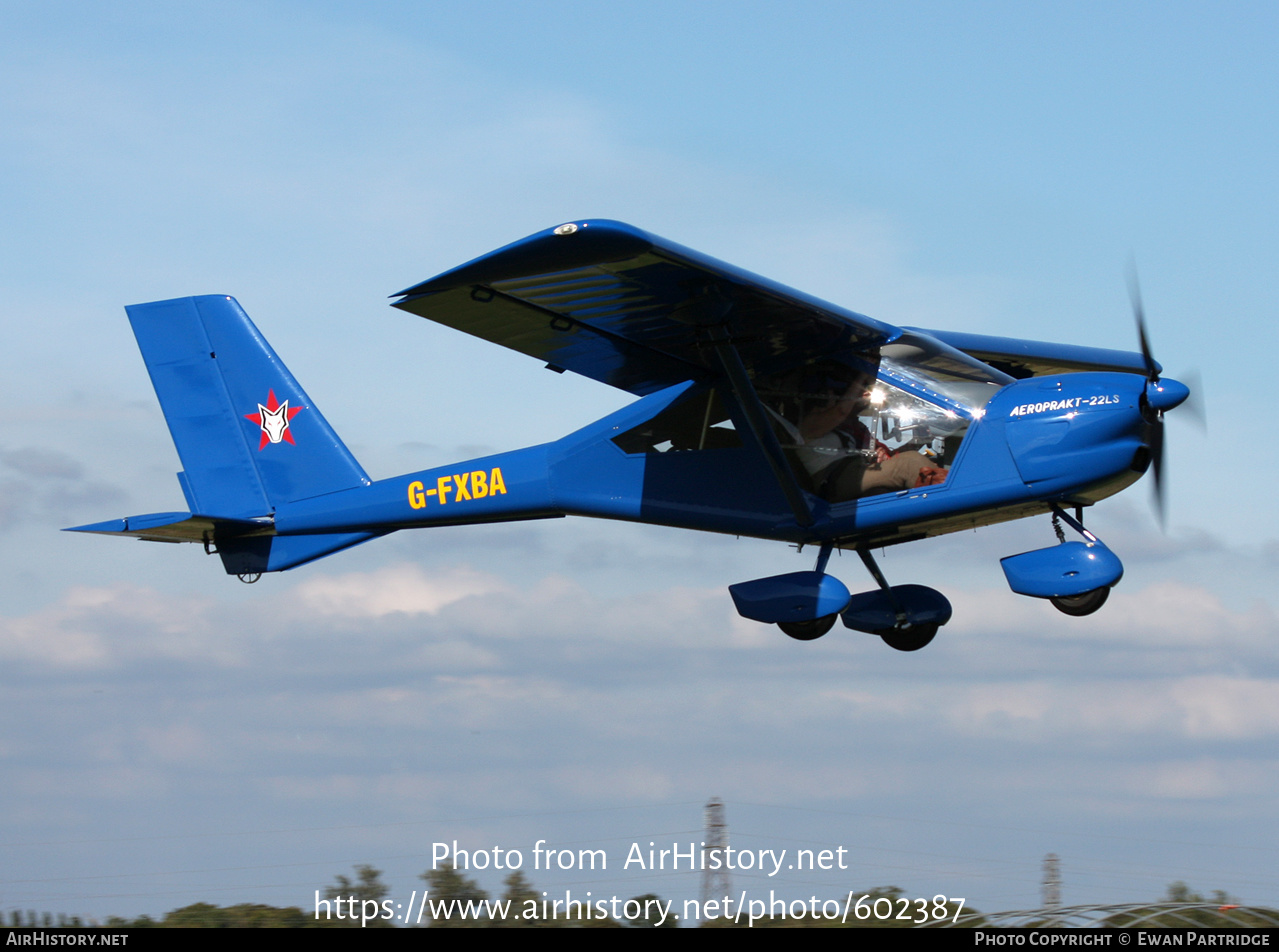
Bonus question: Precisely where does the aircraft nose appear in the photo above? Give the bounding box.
[1145,377,1190,413]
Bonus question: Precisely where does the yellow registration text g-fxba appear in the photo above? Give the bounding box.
[408,468,508,508]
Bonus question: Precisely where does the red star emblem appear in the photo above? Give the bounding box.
[245,389,304,450]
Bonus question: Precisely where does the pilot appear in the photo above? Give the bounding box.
[788,362,947,501]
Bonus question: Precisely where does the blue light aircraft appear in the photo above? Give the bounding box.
[70,220,1191,651]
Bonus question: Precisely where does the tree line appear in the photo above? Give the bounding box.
[9,874,1275,928]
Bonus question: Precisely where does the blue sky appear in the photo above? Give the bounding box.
[2,0,1276,924]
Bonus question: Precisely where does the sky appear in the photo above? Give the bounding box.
[1,0,1277,926]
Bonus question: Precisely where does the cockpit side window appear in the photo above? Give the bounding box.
[866,375,968,467]
[761,354,965,502]
[611,386,741,455]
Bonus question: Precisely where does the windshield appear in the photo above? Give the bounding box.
[879,331,1012,418]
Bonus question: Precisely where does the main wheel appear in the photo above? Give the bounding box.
[878,623,939,652]
[1050,587,1110,617]
[778,614,839,641]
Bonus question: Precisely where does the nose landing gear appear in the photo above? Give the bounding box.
[1001,506,1122,616]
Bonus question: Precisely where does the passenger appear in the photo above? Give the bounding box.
[788,364,946,501]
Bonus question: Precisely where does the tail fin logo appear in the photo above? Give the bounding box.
[245,389,304,449]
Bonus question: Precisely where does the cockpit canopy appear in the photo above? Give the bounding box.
[610,331,1012,503]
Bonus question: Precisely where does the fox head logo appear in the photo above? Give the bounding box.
[245,389,303,449]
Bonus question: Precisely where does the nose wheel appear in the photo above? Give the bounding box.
[1050,587,1109,616]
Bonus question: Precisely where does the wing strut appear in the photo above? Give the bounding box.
[706,325,815,528]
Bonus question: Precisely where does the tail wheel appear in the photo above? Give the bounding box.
[1050,587,1110,616]
[778,615,839,641]
[878,623,939,652]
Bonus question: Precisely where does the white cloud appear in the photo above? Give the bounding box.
[549,765,675,801]
[0,584,224,668]
[1170,678,1279,740]
[865,676,1279,745]
[947,581,1276,652]
[138,723,215,764]
[1118,760,1233,800]
[293,564,505,618]
[0,447,84,479]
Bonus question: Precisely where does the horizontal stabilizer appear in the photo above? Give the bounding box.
[65,512,270,544]
[66,512,383,573]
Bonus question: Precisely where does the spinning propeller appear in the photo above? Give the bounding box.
[1126,266,1194,528]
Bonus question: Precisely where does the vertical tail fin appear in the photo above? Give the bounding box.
[126,295,369,517]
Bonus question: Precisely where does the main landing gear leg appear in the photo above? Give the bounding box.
[777,543,839,641]
[856,547,939,652]
[730,546,950,649]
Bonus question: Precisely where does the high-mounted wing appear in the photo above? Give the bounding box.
[913,328,1156,380]
[393,220,901,396]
